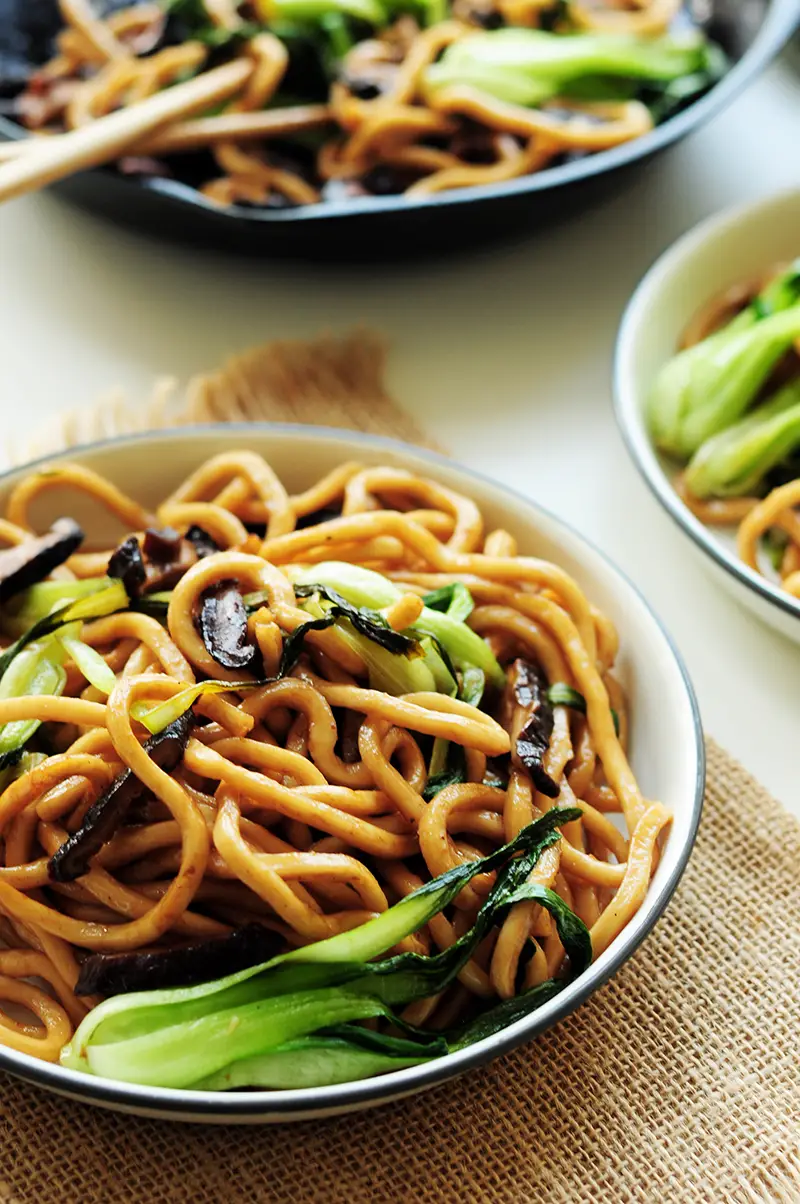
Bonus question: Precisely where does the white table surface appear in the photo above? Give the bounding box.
[0,50,798,815]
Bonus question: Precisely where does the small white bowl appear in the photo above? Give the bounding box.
[614,188,800,644]
[0,426,702,1122]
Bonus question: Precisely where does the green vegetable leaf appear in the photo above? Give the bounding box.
[0,640,67,763]
[546,682,619,735]
[1,577,115,637]
[293,584,419,656]
[58,630,117,696]
[190,1025,444,1091]
[289,564,504,688]
[424,29,716,108]
[422,582,474,623]
[130,679,268,735]
[0,581,128,682]
[684,378,800,499]
[62,808,580,1083]
[647,303,800,460]
[547,682,586,713]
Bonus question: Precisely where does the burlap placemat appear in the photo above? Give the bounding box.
[1,335,798,1204]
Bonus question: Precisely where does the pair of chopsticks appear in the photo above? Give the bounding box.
[0,59,253,206]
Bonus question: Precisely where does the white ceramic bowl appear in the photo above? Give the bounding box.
[0,426,703,1122]
[614,188,800,643]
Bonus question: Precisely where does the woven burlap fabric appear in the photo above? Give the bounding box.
[1,337,797,1203]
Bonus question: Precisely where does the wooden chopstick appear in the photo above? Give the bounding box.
[0,58,253,205]
[0,104,332,165]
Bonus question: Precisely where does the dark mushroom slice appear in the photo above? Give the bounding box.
[198,579,257,671]
[141,526,198,592]
[184,524,220,559]
[0,517,84,604]
[500,658,559,799]
[107,535,146,597]
[48,710,194,883]
[75,924,282,997]
[142,526,183,564]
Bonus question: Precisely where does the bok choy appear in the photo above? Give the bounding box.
[0,640,66,769]
[683,377,800,499]
[288,562,505,689]
[647,276,800,460]
[61,809,588,1088]
[423,29,717,108]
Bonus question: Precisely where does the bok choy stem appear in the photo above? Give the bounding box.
[684,377,800,498]
[424,29,714,107]
[62,810,583,1085]
[647,302,800,460]
[289,563,504,688]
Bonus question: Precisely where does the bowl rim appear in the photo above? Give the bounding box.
[0,423,705,1119]
[0,0,795,227]
[613,185,800,628]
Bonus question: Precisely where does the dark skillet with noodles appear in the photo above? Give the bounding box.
[0,0,793,255]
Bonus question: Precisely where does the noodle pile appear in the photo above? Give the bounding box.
[673,267,800,599]
[0,451,669,1072]
[11,0,708,210]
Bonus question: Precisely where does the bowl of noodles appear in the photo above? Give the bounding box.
[0,425,702,1121]
[615,187,800,644]
[0,0,795,256]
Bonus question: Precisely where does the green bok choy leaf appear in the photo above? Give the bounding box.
[288,563,504,689]
[683,377,800,498]
[423,29,714,107]
[62,809,586,1087]
[647,275,800,460]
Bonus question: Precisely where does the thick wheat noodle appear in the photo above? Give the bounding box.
[737,480,800,571]
[342,467,484,552]
[298,675,511,756]
[259,510,597,654]
[35,823,226,940]
[165,451,295,537]
[0,756,115,854]
[418,784,507,908]
[592,605,620,673]
[213,794,378,941]
[406,133,555,197]
[6,463,152,532]
[390,21,465,104]
[472,586,643,825]
[289,463,364,517]
[0,518,35,548]
[187,740,416,858]
[0,451,666,1074]
[84,613,194,681]
[427,86,653,146]
[490,715,582,997]
[675,473,759,525]
[381,861,494,996]
[469,605,570,682]
[157,502,249,548]
[589,802,671,955]
[0,968,73,1061]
